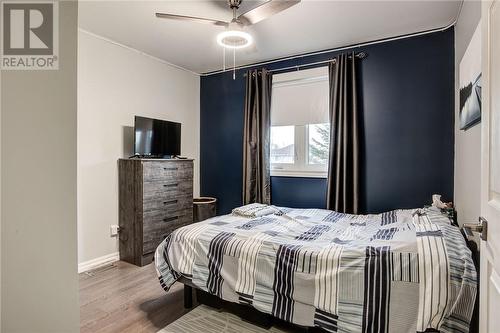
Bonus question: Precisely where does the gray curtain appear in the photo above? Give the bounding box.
[326,53,359,214]
[242,69,272,205]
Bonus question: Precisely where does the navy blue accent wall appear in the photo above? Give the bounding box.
[200,28,455,215]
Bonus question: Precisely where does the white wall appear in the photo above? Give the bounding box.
[1,2,80,332]
[77,30,200,266]
[454,0,482,226]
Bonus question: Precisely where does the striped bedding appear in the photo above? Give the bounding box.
[155,206,476,333]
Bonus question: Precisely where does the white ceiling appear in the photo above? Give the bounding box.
[79,0,462,74]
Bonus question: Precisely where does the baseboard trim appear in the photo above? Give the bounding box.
[78,252,120,273]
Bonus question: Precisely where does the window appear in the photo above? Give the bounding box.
[270,126,294,164]
[308,123,330,165]
[270,67,330,177]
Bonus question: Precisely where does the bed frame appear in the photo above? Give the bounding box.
[179,276,278,330]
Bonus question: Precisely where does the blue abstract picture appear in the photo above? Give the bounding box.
[459,22,482,130]
[459,74,482,130]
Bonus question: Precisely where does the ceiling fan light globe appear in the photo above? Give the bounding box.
[217,30,253,49]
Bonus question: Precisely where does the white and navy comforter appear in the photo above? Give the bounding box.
[155,206,476,333]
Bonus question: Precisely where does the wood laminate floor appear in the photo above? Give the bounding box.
[80,261,188,333]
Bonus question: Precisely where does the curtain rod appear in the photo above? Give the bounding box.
[243,52,367,77]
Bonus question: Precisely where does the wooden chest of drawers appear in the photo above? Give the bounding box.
[118,158,194,266]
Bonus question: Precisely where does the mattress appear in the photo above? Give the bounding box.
[155,206,476,333]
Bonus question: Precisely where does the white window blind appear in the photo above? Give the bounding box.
[271,66,329,126]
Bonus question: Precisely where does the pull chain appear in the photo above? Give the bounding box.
[233,48,236,80]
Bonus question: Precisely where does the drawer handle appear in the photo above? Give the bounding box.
[163,167,178,171]
[163,216,179,223]
[163,183,178,188]
[163,199,178,205]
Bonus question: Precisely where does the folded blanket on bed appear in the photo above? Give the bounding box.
[231,203,282,218]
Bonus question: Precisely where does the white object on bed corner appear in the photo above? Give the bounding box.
[432,194,447,209]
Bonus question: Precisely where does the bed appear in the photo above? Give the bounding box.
[155,204,477,333]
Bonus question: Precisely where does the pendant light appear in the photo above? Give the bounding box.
[216,7,253,80]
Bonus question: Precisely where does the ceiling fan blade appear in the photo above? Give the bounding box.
[156,12,228,27]
[237,0,300,26]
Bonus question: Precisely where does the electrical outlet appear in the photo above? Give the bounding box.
[110,225,119,237]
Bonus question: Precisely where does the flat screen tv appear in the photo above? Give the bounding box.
[134,116,181,157]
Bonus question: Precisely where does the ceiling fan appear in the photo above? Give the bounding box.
[156,0,300,49]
